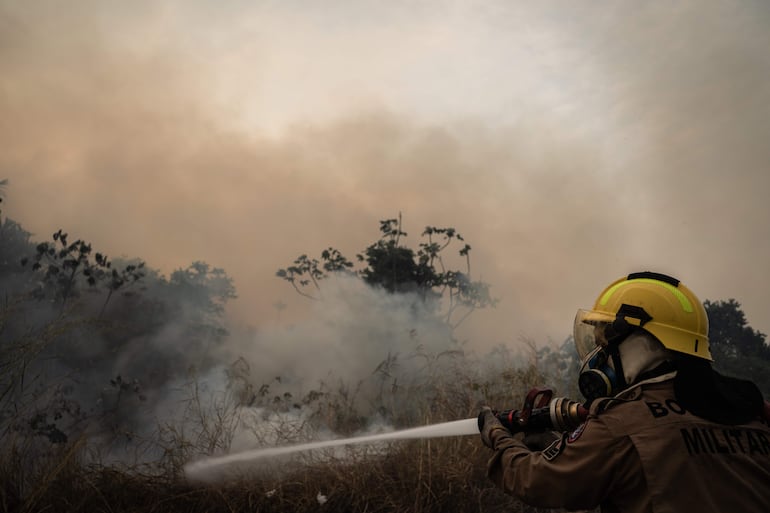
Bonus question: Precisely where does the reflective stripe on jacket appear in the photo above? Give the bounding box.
[486,379,770,513]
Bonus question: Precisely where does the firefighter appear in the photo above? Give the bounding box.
[478,271,770,512]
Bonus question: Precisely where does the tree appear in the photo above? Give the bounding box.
[705,299,770,396]
[277,215,496,329]
[166,261,237,345]
[705,299,770,360]
[21,229,145,314]
[0,180,35,286]
[0,219,34,283]
[275,248,354,300]
[0,187,240,446]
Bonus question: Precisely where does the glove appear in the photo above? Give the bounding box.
[478,406,509,448]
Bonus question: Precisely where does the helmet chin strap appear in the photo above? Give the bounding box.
[605,343,628,391]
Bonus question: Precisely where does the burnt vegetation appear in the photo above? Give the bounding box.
[1,187,768,513]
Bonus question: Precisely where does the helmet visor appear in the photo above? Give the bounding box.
[574,309,616,359]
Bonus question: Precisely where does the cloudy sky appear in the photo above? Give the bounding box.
[2,0,770,348]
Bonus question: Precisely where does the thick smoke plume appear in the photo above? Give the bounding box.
[2,1,769,344]
[2,1,770,465]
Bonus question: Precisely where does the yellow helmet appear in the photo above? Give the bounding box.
[574,271,711,361]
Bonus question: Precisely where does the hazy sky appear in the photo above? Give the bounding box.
[2,0,770,348]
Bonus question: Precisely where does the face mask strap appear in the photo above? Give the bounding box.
[606,343,628,391]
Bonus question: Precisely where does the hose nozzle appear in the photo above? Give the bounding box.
[496,388,588,434]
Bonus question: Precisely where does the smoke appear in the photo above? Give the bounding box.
[234,274,452,381]
[2,1,770,369]
[3,2,768,474]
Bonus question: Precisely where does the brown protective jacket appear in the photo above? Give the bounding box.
[486,378,770,512]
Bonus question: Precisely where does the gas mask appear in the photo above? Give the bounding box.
[574,309,633,402]
[578,345,624,402]
[575,308,672,402]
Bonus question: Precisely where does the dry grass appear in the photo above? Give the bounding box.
[2,437,552,513]
[1,322,575,513]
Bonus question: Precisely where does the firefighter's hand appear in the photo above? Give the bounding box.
[478,406,509,449]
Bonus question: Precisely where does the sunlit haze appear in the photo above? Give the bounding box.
[3,0,770,347]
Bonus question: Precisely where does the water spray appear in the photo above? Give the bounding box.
[184,417,479,480]
[184,387,587,481]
